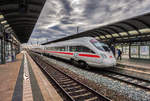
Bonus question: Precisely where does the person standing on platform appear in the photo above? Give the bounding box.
[117,49,122,60]
[110,45,116,58]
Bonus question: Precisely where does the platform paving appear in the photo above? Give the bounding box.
[0,51,63,101]
[26,52,63,101]
[0,53,23,101]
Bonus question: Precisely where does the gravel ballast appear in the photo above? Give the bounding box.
[44,56,150,101]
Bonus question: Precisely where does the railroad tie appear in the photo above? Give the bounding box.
[65,85,81,90]
[68,89,86,94]
[84,96,98,101]
[62,83,77,87]
[62,80,74,84]
[72,92,92,98]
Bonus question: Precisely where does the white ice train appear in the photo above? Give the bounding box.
[37,37,116,69]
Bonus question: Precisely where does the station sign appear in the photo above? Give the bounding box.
[140,46,149,56]
[131,46,138,55]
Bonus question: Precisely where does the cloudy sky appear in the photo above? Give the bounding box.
[28,0,150,44]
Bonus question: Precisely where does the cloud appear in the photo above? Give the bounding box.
[28,0,150,44]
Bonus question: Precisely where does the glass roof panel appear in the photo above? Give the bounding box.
[95,37,100,39]
[116,38,122,40]
[0,15,4,19]
[128,30,139,35]
[100,36,105,39]
[112,33,119,37]
[120,32,128,36]
[105,34,112,38]
[139,28,150,33]
[1,20,7,24]
[130,36,137,38]
[123,37,128,39]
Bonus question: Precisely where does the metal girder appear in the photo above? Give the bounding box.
[85,31,95,37]
[8,19,37,24]
[0,1,43,6]
[84,30,99,37]
[0,8,18,15]
[134,18,150,28]
[1,7,41,15]
[0,0,46,43]
[104,26,122,38]
[3,11,39,16]
[99,28,114,38]
[117,32,149,39]
[5,14,37,19]
[12,26,34,32]
[109,25,130,41]
[121,21,142,35]
[13,27,34,30]
[12,24,34,27]
[94,30,108,39]
[0,1,17,5]
[87,31,102,40]
[89,34,96,37]
[7,17,36,21]
[110,24,130,36]
[91,31,103,40]
[14,29,33,32]
[115,36,150,43]
[9,22,35,26]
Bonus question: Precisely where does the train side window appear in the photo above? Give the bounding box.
[58,46,66,51]
[55,47,59,51]
[75,46,82,52]
[81,46,95,53]
[70,46,76,52]
[69,46,95,53]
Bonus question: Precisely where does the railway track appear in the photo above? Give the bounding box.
[98,68,150,91]
[36,52,150,91]
[29,52,111,101]
[116,63,150,72]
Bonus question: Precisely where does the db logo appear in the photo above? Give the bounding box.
[74,53,78,57]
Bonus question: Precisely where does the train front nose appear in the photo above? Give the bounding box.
[103,58,116,67]
[102,54,116,67]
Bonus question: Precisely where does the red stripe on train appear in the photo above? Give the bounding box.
[46,51,73,55]
[78,54,100,58]
[45,50,100,58]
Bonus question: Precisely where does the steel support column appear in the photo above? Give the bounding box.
[0,38,2,63]
[1,33,5,64]
[11,37,14,61]
[129,43,131,59]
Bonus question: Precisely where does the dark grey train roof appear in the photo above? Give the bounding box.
[0,0,46,43]
[42,12,150,45]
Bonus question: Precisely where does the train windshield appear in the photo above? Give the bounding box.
[90,39,111,52]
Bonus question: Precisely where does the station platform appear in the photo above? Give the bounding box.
[117,58,150,71]
[0,51,63,101]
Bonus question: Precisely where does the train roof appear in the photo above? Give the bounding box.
[43,37,95,47]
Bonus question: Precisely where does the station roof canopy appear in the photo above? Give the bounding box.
[43,12,150,45]
[0,0,46,43]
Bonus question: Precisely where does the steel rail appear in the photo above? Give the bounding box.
[29,51,111,101]
[100,69,150,91]
[33,51,150,91]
